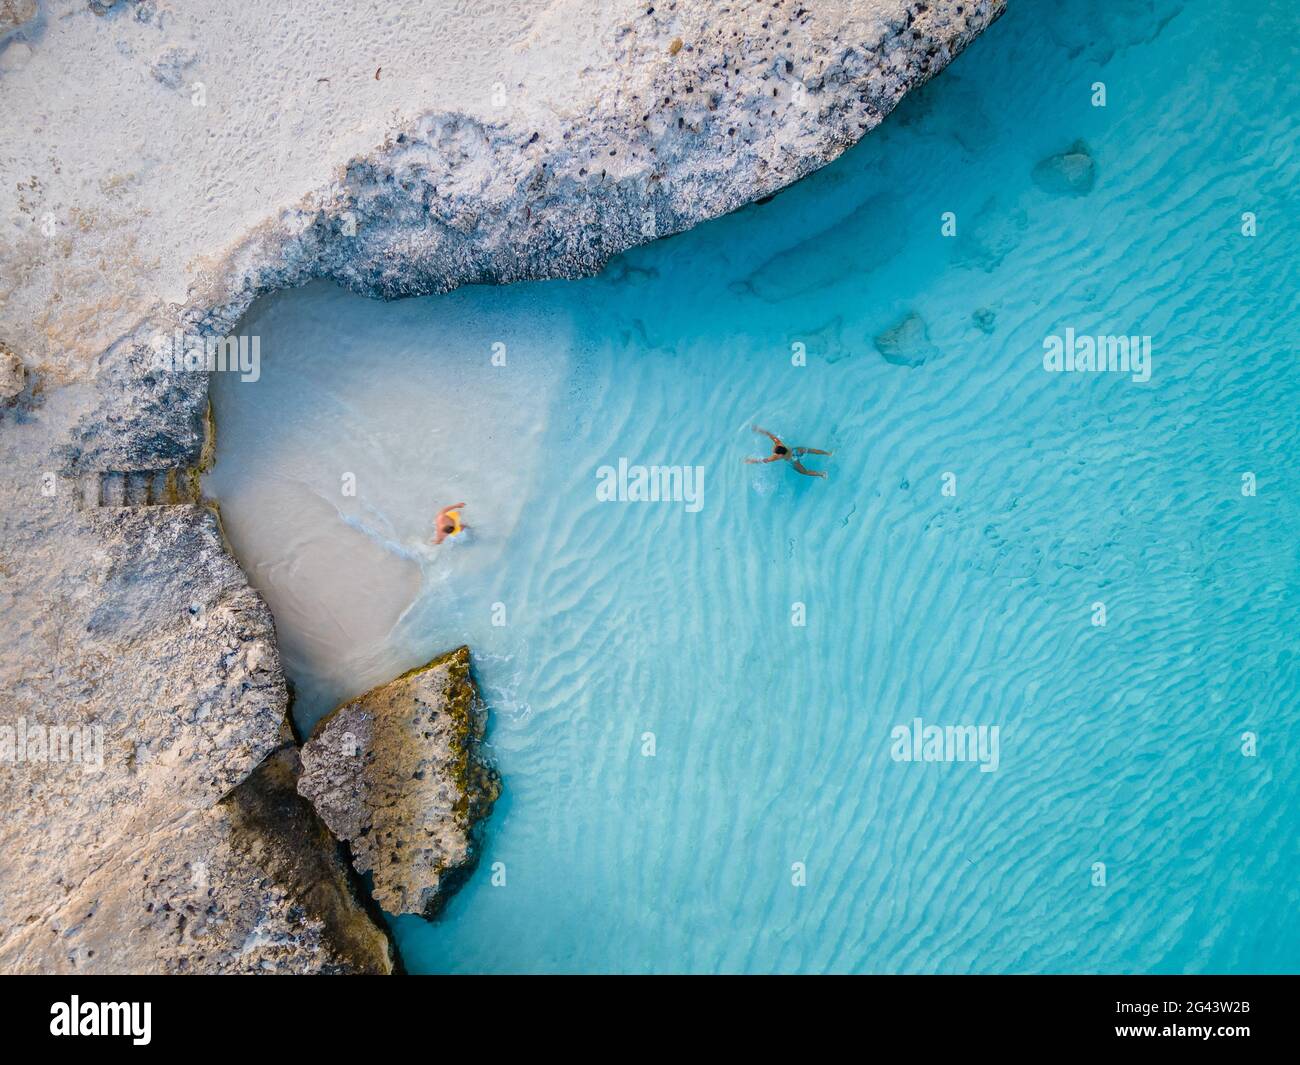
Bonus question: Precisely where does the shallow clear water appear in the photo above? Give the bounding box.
[207,0,1300,973]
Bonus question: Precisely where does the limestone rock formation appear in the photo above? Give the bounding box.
[0,0,1007,468]
[298,646,500,919]
[120,740,395,975]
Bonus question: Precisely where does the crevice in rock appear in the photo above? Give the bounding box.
[75,467,204,507]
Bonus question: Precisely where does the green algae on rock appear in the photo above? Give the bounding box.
[296,646,500,919]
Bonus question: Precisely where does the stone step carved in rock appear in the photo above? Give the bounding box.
[77,469,202,507]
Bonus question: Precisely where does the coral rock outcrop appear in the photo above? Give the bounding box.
[298,646,500,919]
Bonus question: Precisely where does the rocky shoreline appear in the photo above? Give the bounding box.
[0,1,1004,972]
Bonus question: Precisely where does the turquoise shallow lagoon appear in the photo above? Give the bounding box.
[208,0,1300,973]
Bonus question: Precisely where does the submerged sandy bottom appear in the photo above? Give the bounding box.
[206,287,571,725]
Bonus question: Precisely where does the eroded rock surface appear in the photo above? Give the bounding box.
[298,646,500,918]
[0,491,391,972]
[116,740,394,975]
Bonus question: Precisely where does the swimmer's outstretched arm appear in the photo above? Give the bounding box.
[744,455,780,464]
[791,460,827,479]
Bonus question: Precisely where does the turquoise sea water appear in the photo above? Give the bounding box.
[208,0,1300,973]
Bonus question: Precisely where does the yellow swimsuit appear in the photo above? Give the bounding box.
[446,510,463,536]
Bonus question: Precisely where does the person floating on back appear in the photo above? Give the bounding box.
[745,425,832,479]
[433,502,468,544]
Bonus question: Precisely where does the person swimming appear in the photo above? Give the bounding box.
[432,502,468,544]
[745,425,832,478]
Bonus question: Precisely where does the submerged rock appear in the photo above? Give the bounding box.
[972,307,998,334]
[874,311,939,368]
[149,45,199,90]
[797,316,850,365]
[1032,140,1096,197]
[956,197,1028,272]
[298,646,500,919]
